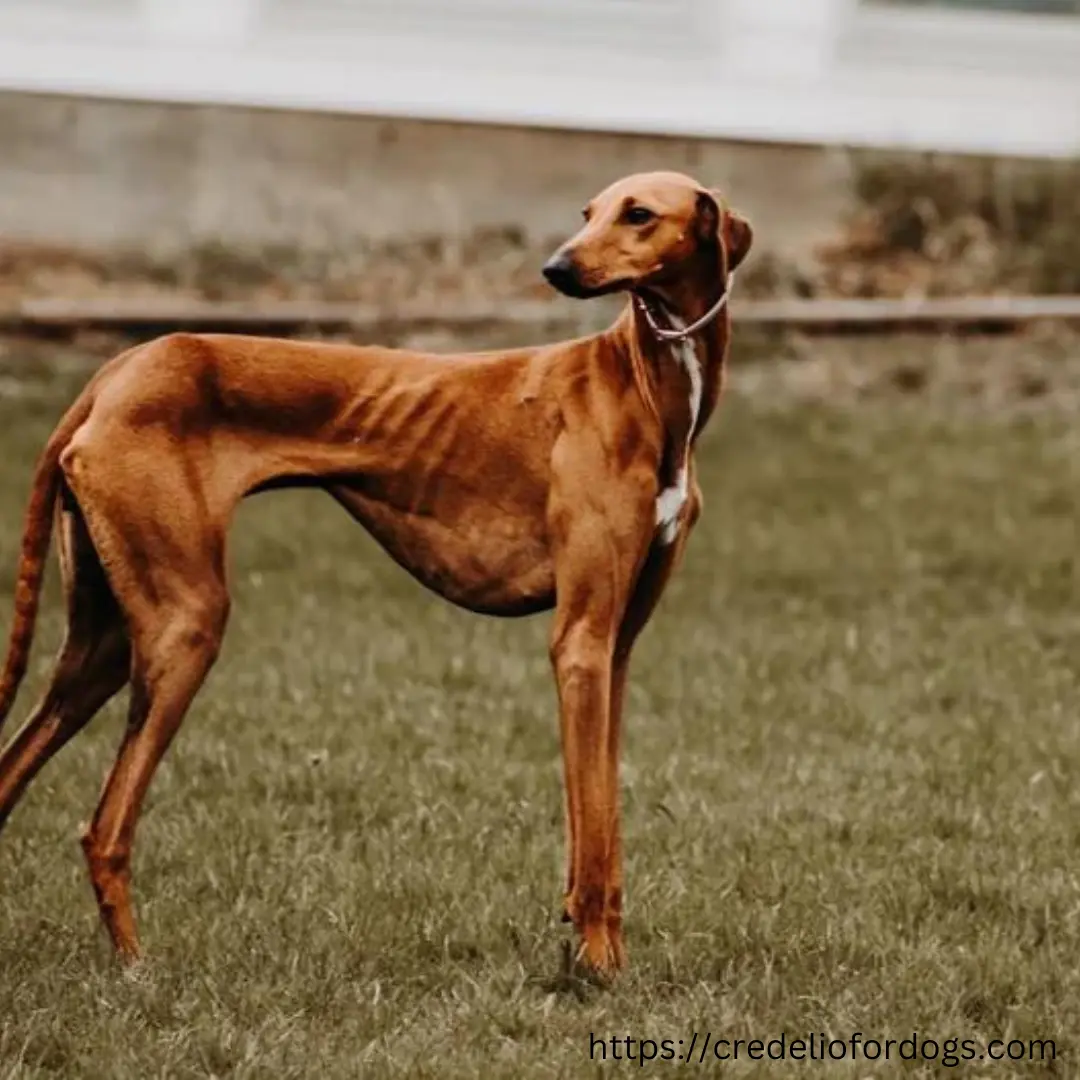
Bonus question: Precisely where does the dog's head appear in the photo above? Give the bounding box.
[542,171,753,300]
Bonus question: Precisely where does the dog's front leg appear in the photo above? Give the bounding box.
[551,614,616,975]
[547,434,652,977]
[605,473,700,968]
[605,500,697,970]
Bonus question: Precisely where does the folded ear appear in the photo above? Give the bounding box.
[695,188,754,272]
[721,208,754,272]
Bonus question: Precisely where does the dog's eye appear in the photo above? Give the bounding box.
[624,205,655,226]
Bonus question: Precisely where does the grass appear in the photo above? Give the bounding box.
[0,335,1079,1077]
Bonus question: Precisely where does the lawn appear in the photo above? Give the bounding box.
[0,333,1078,1078]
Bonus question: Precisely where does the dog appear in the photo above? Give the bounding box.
[0,170,752,976]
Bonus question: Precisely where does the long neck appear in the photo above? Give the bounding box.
[618,261,732,445]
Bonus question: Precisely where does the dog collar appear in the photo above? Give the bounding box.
[634,272,736,343]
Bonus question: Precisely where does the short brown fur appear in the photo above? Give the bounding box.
[0,171,751,977]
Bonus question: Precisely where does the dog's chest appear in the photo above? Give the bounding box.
[654,337,702,547]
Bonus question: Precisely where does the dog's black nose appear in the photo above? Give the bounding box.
[542,253,579,293]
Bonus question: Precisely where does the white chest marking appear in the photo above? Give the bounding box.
[655,334,702,547]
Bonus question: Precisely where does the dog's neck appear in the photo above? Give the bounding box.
[623,255,732,442]
[609,253,731,545]
[637,259,731,341]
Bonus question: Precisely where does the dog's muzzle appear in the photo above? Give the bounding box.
[542,253,593,299]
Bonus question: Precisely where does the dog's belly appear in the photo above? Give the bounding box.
[329,486,555,617]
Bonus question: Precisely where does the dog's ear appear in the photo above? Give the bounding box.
[695,188,753,272]
[722,208,754,272]
[694,188,723,245]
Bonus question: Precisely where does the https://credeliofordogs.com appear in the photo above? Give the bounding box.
[588,1031,1057,1067]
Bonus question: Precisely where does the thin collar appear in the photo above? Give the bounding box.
[633,271,737,343]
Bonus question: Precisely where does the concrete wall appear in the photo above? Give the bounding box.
[0,92,854,263]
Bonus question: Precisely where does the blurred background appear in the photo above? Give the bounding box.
[2,6,1080,1076]
[0,0,1078,318]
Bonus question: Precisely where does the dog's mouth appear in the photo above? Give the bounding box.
[553,278,628,300]
[542,261,630,300]
[544,272,594,300]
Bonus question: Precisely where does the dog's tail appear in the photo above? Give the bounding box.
[0,395,94,737]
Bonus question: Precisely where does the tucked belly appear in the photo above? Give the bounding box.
[328,485,555,617]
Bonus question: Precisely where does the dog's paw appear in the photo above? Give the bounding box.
[575,924,620,982]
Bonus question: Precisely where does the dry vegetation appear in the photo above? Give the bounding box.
[0,228,553,310]
[2,155,1078,313]
[811,154,1080,300]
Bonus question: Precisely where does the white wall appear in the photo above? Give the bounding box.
[0,0,1077,158]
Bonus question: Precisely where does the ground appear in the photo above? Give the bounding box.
[0,330,1078,1078]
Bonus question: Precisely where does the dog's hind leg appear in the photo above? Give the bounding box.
[0,493,130,834]
[80,580,228,961]
[63,441,232,962]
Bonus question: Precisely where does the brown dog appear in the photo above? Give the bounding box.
[0,170,751,976]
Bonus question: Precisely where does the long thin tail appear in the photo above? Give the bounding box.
[0,396,93,736]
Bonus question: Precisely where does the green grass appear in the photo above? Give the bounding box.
[0,339,1079,1077]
